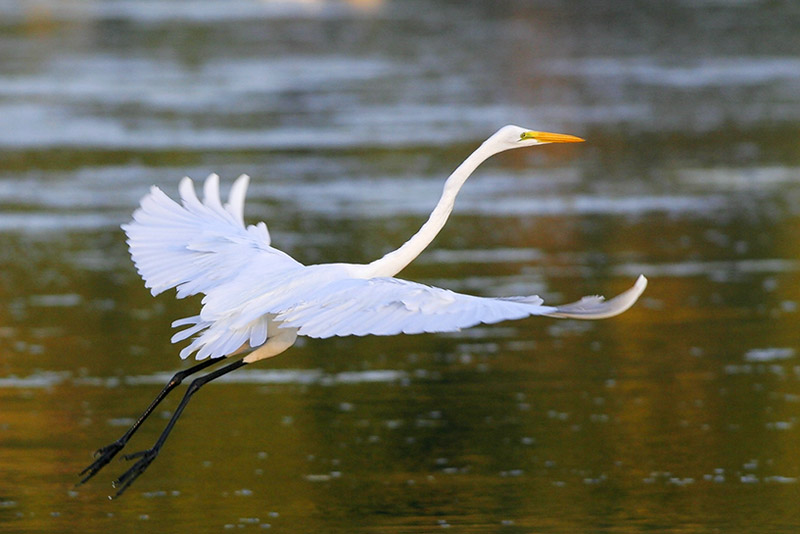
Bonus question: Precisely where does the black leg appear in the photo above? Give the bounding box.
[111,358,248,498]
[78,357,222,486]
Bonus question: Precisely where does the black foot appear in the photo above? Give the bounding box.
[111,448,158,498]
[77,440,126,486]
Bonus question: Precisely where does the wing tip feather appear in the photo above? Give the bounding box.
[547,275,647,320]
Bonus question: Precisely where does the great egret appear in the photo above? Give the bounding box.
[79,125,647,496]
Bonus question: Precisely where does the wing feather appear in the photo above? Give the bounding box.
[123,174,302,299]
[125,175,647,360]
[269,276,646,339]
[168,260,645,358]
[188,271,646,353]
[124,174,306,359]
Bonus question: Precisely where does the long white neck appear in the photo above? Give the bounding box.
[362,139,502,278]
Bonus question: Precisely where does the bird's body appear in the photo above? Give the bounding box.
[80,125,647,496]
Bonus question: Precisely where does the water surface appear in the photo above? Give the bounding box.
[2,0,800,532]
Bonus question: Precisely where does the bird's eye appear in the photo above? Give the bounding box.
[519,132,526,140]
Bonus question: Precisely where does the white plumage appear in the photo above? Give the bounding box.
[82,124,648,497]
[123,125,646,363]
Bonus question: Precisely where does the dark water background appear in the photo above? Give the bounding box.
[2,0,800,532]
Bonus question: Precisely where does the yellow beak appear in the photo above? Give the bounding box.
[521,131,585,143]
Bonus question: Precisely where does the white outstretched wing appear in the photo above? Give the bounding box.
[275,274,647,338]
[178,266,646,358]
[124,174,647,360]
[123,173,303,299]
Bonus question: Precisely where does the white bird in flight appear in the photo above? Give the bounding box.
[79,125,647,496]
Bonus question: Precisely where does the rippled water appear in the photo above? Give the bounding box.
[2,0,800,532]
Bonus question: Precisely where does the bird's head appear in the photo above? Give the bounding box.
[489,124,585,152]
